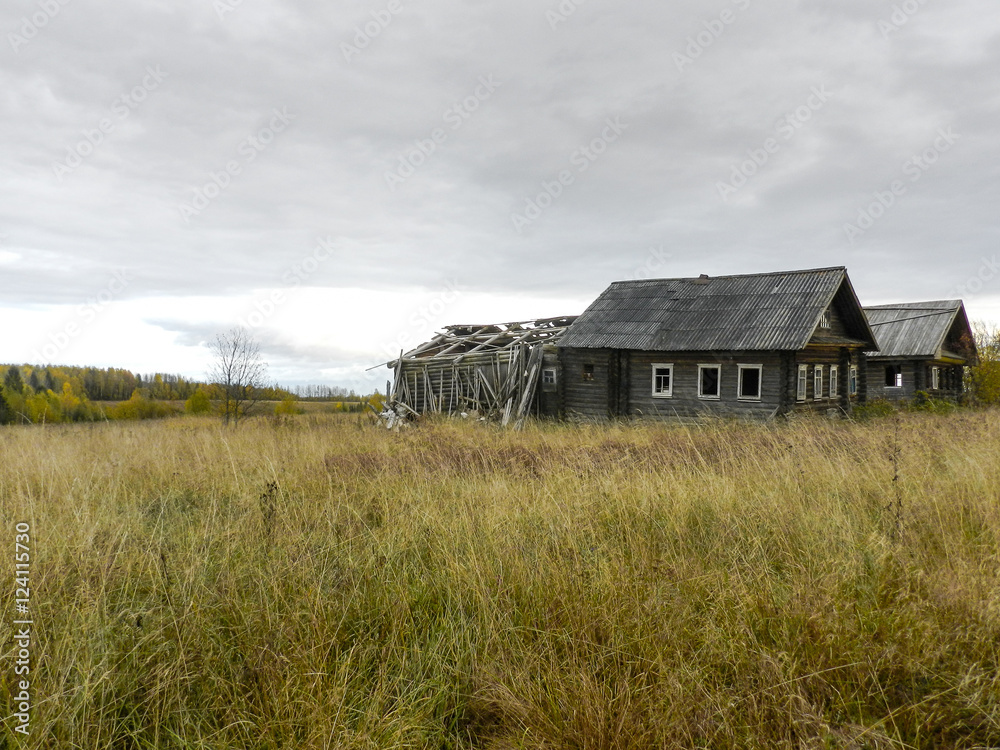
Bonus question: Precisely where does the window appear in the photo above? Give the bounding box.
[797,365,808,401]
[737,364,762,400]
[849,366,858,396]
[814,365,824,400]
[582,364,594,381]
[829,365,839,399]
[541,368,557,392]
[931,366,940,390]
[698,364,721,399]
[885,364,902,388]
[820,311,831,328]
[651,364,673,398]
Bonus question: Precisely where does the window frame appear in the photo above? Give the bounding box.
[651,363,674,398]
[931,366,940,390]
[849,366,858,396]
[541,367,557,388]
[820,311,831,328]
[829,365,839,400]
[697,364,722,400]
[813,365,824,400]
[737,364,763,401]
[582,364,595,382]
[797,364,808,401]
[884,364,902,388]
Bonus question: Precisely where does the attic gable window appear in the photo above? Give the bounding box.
[737,364,762,400]
[820,311,831,328]
[582,364,595,382]
[698,364,721,400]
[885,364,902,388]
[651,364,673,398]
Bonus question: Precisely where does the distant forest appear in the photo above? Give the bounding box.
[0,364,368,425]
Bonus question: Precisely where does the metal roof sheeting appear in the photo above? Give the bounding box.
[558,267,872,352]
[864,300,967,359]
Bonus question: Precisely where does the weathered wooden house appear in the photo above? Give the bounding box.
[554,267,878,419]
[863,300,977,402]
[385,317,577,425]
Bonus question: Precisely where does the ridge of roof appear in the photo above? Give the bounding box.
[607,266,846,286]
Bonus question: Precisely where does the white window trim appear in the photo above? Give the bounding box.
[849,366,858,396]
[830,365,839,400]
[931,366,940,390]
[697,364,722,400]
[542,368,557,386]
[651,363,674,398]
[737,364,762,401]
[814,365,824,400]
[797,364,808,401]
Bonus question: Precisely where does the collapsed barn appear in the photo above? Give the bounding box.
[383,317,577,426]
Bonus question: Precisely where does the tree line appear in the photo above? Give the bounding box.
[0,363,357,425]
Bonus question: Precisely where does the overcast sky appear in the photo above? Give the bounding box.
[2,0,998,390]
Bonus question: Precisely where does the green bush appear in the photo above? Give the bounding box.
[107,390,179,420]
[185,387,214,415]
[910,390,958,414]
[852,398,896,421]
[274,395,303,415]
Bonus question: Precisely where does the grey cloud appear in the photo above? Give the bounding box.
[2,0,999,381]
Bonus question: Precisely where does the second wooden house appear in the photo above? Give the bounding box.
[863,300,977,402]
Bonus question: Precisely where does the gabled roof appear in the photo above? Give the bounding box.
[864,300,976,361]
[558,267,877,351]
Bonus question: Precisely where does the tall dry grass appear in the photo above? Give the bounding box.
[1,412,999,748]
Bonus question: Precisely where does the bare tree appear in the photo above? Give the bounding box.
[209,327,268,425]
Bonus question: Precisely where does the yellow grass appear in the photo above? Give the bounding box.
[1,412,999,748]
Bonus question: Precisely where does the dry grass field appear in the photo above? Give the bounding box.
[1,411,999,748]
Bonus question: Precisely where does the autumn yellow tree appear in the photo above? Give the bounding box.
[970,321,1000,404]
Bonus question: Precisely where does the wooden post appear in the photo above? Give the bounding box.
[858,352,868,404]
[839,347,851,416]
